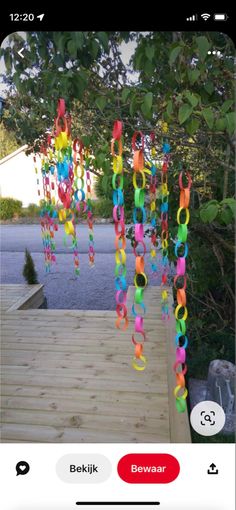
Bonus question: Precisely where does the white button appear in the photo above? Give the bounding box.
[56,454,112,483]
[190,401,226,436]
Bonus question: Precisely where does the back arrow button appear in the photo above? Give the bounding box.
[18,48,25,59]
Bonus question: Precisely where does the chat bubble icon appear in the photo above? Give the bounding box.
[16,461,30,476]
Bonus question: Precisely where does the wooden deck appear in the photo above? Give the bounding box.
[0,284,191,443]
[0,283,44,312]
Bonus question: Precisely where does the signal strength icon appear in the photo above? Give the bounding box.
[201,13,211,20]
[186,14,198,21]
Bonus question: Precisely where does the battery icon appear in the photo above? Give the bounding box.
[214,13,228,20]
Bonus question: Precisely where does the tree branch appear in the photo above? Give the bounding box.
[223,143,231,199]
[191,224,235,254]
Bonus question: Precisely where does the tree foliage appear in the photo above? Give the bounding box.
[0,31,234,183]
[0,123,19,159]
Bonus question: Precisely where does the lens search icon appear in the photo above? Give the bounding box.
[190,401,225,436]
[16,461,30,476]
[200,410,216,425]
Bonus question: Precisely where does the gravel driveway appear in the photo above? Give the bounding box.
[0,224,163,310]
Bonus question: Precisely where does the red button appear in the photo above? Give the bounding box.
[117,454,180,484]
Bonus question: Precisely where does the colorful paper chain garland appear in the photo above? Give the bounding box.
[36,103,194,415]
[85,150,95,267]
[111,120,128,331]
[149,132,158,276]
[71,137,85,275]
[54,99,81,275]
[174,166,192,412]
[37,98,95,275]
[39,137,58,272]
[160,123,171,320]
[131,131,148,370]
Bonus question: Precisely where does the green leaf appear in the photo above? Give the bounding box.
[205,200,219,206]
[81,135,90,147]
[12,72,21,90]
[199,209,208,223]
[95,96,106,112]
[167,100,173,118]
[215,118,226,131]
[186,118,200,136]
[202,107,214,129]
[141,103,151,119]
[221,99,233,114]
[220,207,233,225]
[91,39,99,59]
[145,45,155,61]
[144,60,155,76]
[169,46,182,66]
[204,81,214,95]
[221,198,236,217]
[200,204,219,223]
[67,39,77,59]
[134,49,144,70]
[196,36,210,62]
[54,53,64,68]
[225,112,235,135]
[188,69,201,84]
[121,87,130,103]
[185,91,199,107]
[178,104,193,125]
[38,42,48,60]
[4,49,12,73]
[144,92,153,111]
[101,142,109,153]
[78,69,88,84]
[53,33,65,59]
[74,32,84,50]
[103,159,111,174]
[96,153,106,168]
[96,32,109,53]
[141,92,153,118]
[102,175,108,192]
[129,95,137,117]
[72,75,86,100]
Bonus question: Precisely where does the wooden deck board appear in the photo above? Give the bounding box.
[0,284,191,443]
[0,283,44,312]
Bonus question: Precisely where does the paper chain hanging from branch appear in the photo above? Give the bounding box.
[148,132,158,277]
[173,166,192,413]
[131,130,148,371]
[160,123,171,320]
[111,121,129,331]
[37,99,95,275]
[36,137,58,272]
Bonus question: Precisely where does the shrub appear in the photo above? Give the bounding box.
[0,197,22,220]
[19,208,28,218]
[94,173,134,222]
[93,198,113,218]
[22,249,39,284]
[26,203,40,217]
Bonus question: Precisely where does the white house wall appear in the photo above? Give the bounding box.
[0,148,97,207]
[0,150,43,207]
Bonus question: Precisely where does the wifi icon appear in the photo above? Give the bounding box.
[201,13,211,20]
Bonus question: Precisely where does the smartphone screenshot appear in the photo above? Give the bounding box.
[0,6,235,509]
